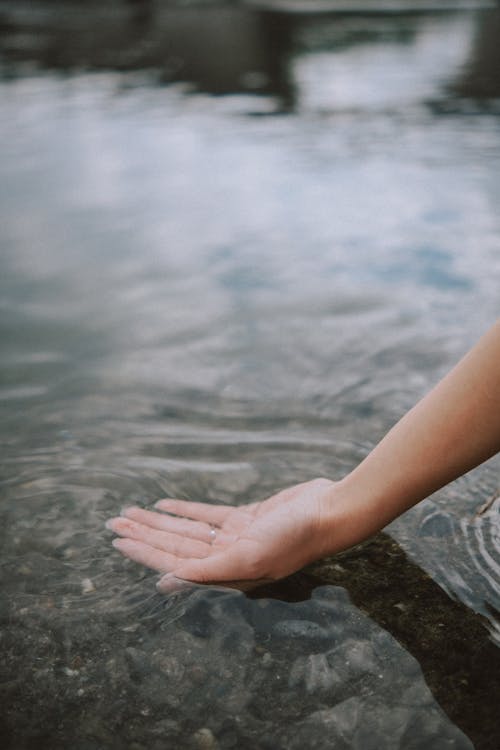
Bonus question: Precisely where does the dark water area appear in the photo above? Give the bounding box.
[1,1,500,748]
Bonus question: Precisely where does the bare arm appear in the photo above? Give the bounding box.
[107,321,500,590]
[320,320,500,555]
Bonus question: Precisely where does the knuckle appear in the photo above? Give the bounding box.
[117,518,136,532]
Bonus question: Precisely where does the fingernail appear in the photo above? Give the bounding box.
[104,519,115,531]
[120,506,134,516]
[156,573,173,590]
[112,538,124,549]
[156,575,191,593]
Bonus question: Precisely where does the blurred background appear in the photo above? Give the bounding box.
[1,1,500,748]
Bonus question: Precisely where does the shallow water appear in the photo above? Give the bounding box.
[1,2,500,748]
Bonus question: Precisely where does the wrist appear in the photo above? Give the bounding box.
[316,474,387,558]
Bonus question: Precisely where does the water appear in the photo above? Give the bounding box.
[1,2,500,748]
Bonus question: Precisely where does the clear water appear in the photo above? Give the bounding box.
[1,3,500,748]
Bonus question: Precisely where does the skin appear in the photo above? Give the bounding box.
[106,320,500,593]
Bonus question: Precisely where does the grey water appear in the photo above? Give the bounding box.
[1,2,500,748]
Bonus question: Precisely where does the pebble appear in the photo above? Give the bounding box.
[156,654,184,680]
[261,652,272,667]
[124,647,151,678]
[81,578,95,594]
[120,623,139,633]
[192,727,218,750]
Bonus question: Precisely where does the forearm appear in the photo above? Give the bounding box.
[323,321,500,553]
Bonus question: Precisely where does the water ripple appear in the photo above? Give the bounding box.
[399,484,500,645]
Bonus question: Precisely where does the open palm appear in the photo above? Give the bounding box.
[106,478,336,592]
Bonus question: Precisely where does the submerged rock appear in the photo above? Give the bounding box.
[2,584,474,749]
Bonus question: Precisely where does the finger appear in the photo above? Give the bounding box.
[157,574,274,593]
[112,537,180,573]
[120,506,215,543]
[154,498,231,526]
[106,517,211,558]
[158,541,265,586]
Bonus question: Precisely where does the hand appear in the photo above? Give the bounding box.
[106,478,337,592]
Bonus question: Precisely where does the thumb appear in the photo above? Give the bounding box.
[157,544,261,592]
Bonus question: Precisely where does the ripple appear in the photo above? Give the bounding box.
[410,492,500,644]
[1,351,68,365]
[0,385,48,400]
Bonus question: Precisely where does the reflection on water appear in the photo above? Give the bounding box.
[1,2,500,749]
[1,1,500,109]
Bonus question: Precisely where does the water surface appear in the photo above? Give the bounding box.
[1,3,500,748]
